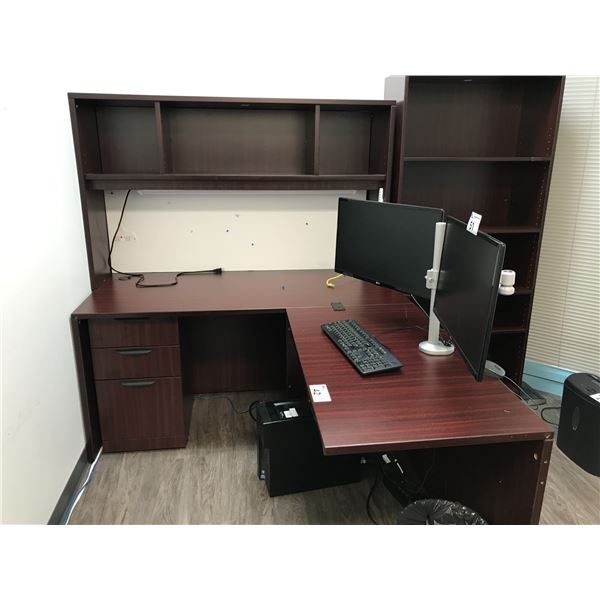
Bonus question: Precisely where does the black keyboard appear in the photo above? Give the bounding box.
[321,319,403,375]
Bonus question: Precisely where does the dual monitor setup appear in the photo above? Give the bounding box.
[329,197,514,381]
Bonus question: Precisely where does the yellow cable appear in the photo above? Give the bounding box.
[326,274,344,288]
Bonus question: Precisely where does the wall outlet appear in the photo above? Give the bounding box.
[117,230,137,242]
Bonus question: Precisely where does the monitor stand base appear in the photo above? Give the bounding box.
[419,340,455,356]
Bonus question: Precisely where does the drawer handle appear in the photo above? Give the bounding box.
[116,349,153,356]
[120,380,156,387]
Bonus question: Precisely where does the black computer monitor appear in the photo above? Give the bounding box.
[334,198,444,298]
[434,217,505,381]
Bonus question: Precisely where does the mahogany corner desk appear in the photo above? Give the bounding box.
[71,270,553,524]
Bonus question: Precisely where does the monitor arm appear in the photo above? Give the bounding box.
[418,222,455,356]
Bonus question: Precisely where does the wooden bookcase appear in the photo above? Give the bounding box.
[68,93,395,289]
[391,76,565,382]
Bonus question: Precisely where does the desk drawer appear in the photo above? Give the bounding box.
[89,318,179,348]
[92,345,181,380]
[96,377,185,452]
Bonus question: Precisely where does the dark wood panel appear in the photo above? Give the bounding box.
[403,77,563,158]
[287,304,552,455]
[286,317,305,399]
[96,377,185,452]
[85,173,385,191]
[418,438,552,524]
[154,101,172,173]
[68,98,110,289]
[493,232,540,289]
[309,105,320,175]
[319,110,371,174]
[517,78,565,156]
[401,161,549,227]
[68,92,395,107]
[167,108,311,174]
[180,314,285,393]
[73,270,408,318]
[488,332,527,384]
[71,318,102,461]
[89,317,179,347]
[96,106,159,173]
[493,294,531,330]
[404,78,522,157]
[369,107,392,176]
[92,345,181,380]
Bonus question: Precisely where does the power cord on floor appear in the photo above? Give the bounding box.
[366,464,380,525]
[541,405,561,426]
[224,396,260,421]
[62,447,103,525]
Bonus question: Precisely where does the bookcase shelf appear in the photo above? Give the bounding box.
[392,76,564,382]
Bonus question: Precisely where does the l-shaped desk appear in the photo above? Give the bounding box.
[71,270,553,524]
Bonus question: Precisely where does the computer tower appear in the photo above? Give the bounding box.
[256,400,361,497]
[557,373,600,476]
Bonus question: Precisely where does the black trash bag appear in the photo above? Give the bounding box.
[397,499,487,525]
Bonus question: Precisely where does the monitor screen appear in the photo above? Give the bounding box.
[334,198,444,298]
[434,217,505,381]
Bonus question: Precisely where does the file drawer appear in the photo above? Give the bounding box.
[96,377,186,452]
[89,317,179,348]
[92,345,181,380]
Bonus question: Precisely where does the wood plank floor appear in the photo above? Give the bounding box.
[70,392,599,525]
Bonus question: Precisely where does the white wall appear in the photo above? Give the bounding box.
[105,190,365,273]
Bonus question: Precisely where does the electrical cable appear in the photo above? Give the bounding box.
[62,447,103,525]
[410,294,429,318]
[366,464,380,525]
[541,405,561,426]
[501,375,538,403]
[399,451,436,496]
[248,401,259,422]
[498,375,546,411]
[224,396,259,418]
[410,294,451,344]
[326,274,343,288]
[108,189,221,287]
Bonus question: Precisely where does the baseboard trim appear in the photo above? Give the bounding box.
[48,449,88,525]
[523,359,574,397]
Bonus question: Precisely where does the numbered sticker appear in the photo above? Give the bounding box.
[310,384,332,403]
[467,212,482,235]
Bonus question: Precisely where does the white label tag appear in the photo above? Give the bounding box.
[591,392,600,403]
[289,407,298,417]
[310,384,332,403]
[466,212,482,236]
[378,187,384,202]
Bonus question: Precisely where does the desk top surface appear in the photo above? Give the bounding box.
[73,269,552,452]
[287,304,552,454]
[72,270,404,317]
